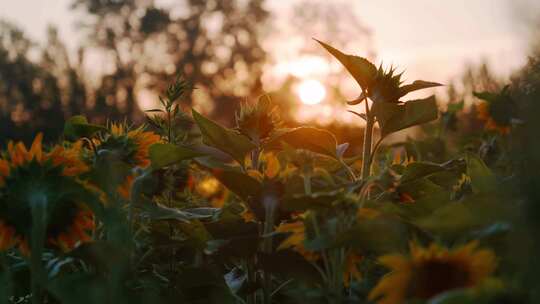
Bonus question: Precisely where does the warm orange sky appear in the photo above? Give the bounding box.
[1,0,537,82]
[1,0,538,112]
[2,0,538,127]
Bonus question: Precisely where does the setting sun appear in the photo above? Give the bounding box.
[296,79,327,105]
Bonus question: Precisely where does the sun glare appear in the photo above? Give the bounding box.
[297,79,326,105]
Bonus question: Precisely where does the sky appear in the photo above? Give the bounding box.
[0,0,538,119]
[0,0,536,81]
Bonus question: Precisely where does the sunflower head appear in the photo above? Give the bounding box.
[235,95,281,142]
[0,134,97,254]
[194,175,228,208]
[368,65,404,103]
[369,241,497,304]
[276,219,319,261]
[96,122,161,168]
[474,87,516,135]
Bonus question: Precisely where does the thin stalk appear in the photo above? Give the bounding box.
[29,195,47,304]
[339,158,357,182]
[361,112,374,180]
[167,105,172,143]
[251,138,261,171]
[367,136,385,171]
[303,174,312,195]
[165,103,176,272]
[310,214,330,285]
[251,148,260,171]
[262,195,277,304]
[271,278,294,297]
[0,253,11,304]
[310,260,329,283]
[360,90,374,180]
[246,258,257,304]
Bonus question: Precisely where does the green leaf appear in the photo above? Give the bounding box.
[348,110,367,120]
[224,268,247,294]
[192,109,255,164]
[138,200,215,223]
[201,164,261,202]
[176,220,213,250]
[473,91,499,102]
[48,273,109,304]
[372,95,438,137]
[64,115,107,140]
[88,157,132,196]
[265,127,339,159]
[174,267,236,304]
[429,289,474,304]
[413,202,475,239]
[68,241,130,273]
[205,219,260,258]
[145,108,164,113]
[149,143,202,169]
[468,222,511,241]
[335,217,409,254]
[400,162,446,183]
[447,101,464,113]
[259,251,321,284]
[398,80,443,98]
[412,192,511,240]
[315,39,377,92]
[281,190,343,213]
[465,153,496,193]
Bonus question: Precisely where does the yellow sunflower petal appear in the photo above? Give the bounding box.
[265,153,280,179]
[369,272,410,304]
[379,254,410,272]
[29,133,44,162]
[0,159,10,178]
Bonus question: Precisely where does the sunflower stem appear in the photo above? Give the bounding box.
[246,258,257,304]
[262,194,277,304]
[339,158,357,182]
[0,253,12,304]
[310,213,331,285]
[361,107,374,180]
[29,194,47,304]
[303,174,312,195]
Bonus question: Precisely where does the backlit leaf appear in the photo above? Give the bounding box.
[64,115,107,140]
[372,95,438,137]
[316,39,377,91]
[149,143,202,169]
[265,127,339,159]
[398,80,443,98]
[465,153,496,193]
[192,109,255,164]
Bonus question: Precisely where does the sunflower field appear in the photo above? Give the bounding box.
[1,40,540,304]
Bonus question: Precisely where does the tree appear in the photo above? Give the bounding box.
[0,21,65,144]
[71,0,270,125]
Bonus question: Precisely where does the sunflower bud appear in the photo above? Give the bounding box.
[235,95,281,143]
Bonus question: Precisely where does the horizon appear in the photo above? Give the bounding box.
[1,0,537,84]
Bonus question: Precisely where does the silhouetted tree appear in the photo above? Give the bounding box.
[0,21,66,144]
[71,0,269,125]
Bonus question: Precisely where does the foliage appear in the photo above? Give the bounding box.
[0,38,538,304]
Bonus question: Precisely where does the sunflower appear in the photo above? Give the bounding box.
[194,176,229,208]
[96,122,161,168]
[474,88,516,135]
[235,95,281,142]
[344,251,363,287]
[476,102,511,135]
[0,134,97,254]
[276,220,319,261]
[94,123,161,199]
[277,220,364,286]
[369,241,497,304]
